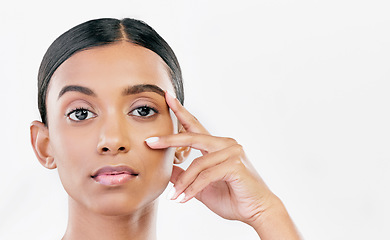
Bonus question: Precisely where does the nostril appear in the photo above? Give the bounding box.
[99,146,127,153]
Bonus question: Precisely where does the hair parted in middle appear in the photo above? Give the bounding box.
[38,18,184,126]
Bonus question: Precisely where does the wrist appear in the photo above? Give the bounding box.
[248,193,283,229]
[249,194,301,240]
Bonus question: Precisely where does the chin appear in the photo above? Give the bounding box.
[86,184,168,217]
[65,174,171,217]
[85,193,149,216]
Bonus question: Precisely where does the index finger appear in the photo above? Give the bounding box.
[165,91,209,135]
[145,132,237,153]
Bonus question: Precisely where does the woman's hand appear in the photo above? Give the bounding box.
[146,91,301,239]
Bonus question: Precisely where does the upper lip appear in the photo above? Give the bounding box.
[91,165,139,178]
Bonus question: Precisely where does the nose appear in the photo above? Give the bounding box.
[97,115,130,155]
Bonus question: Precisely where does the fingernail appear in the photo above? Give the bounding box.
[175,192,186,203]
[166,90,176,99]
[166,186,176,200]
[145,137,159,144]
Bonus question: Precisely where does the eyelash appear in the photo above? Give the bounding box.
[66,105,159,122]
[66,107,96,122]
[129,105,159,118]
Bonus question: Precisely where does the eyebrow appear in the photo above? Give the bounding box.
[58,84,165,99]
[121,84,165,97]
[58,85,96,99]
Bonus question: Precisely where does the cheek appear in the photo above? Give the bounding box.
[136,146,175,204]
[49,125,98,192]
[141,147,175,178]
[131,116,176,196]
[50,124,97,164]
[135,117,175,172]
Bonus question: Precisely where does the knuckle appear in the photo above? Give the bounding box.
[227,150,245,167]
[184,115,199,129]
[183,132,196,146]
[190,115,199,124]
[231,157,243,167]
[176,177,186,187]
[224,137,238,146]
[186,185,195,194]
[198,169,210,180]
[232,144,244,155]
[190,158,202,168]
[186,132,196,137]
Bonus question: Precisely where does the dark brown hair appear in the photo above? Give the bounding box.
[38,18,184,125]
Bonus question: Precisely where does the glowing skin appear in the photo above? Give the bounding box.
[31,40,302,240]
[39,42,178,239]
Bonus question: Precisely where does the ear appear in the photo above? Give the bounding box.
[30,121,57,169]
[174,126,191,164]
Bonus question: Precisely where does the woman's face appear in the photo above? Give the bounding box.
[45,42,177,215]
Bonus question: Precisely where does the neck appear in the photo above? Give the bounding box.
[63,197,158,240]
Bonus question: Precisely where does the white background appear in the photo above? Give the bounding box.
[0,0,389,239]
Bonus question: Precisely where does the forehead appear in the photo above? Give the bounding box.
[48,42,173,97]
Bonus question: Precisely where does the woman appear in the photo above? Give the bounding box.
[30,18,301,239]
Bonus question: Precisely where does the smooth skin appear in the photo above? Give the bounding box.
[147,91,302,240]
[30,42,300,239]
[31,43,180,240]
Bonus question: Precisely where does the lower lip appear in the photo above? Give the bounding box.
[92,173,136,186]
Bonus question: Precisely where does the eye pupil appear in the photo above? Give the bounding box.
[137,107,150,116]
[75,109,88,120]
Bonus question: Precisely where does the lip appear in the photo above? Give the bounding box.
[91,165,139,186]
